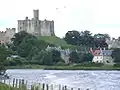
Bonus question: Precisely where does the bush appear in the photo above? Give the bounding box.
[113,63,120,67]
[55,61,67,66]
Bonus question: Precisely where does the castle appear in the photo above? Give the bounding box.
[0,28,16,44]
[18,9,55,36]
[0,9,55,44]
[106,38,120,49]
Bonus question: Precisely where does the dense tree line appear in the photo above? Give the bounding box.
[69,51,93,63]
[64,30,109,48]
[9,31,63,66]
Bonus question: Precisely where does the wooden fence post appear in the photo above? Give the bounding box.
[46,84,49,90]
[51,84,53,90]
[59,84,61,90]
[42,83,45,90]
[8,79,11,90]
[64,85,67,90]
[62,86,64,90]
[12,78,15,87]
[19,79,21,89]
[15,79,18,88]
[71,88,73,90]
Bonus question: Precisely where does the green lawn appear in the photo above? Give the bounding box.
[38,36,78,49]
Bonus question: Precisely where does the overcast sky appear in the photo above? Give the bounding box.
[0,0,120,38]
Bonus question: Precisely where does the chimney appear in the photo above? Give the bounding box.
[104,48,105,50]
[90,47,92,51]
[100,48,102,51]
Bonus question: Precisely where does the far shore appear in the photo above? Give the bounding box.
[6,65,120,70]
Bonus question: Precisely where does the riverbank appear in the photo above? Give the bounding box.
[6,64,120,70]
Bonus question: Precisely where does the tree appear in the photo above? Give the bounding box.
[69,51,79,63]
[0,45,13,74]
[12,31,48,58]
[93,34,108,48]
[83,53,93,62]
[80,30,94,47]
[64,30,94,47]
[111,48,120,63]
[42,51,53,65]
[11,31,28,46]
[51,50,64,64]
[64,30,80,45]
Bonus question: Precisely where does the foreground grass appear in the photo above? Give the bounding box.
[7,64,120,70]
[0,83,20,90]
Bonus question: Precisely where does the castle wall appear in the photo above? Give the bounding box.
[40,20,54,36]
[18,9,55,36]
[106,38,120,49]
[0,28,16,44]
[50,21,55,36]
[33,20,41,36]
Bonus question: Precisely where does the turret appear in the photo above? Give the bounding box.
[33,9,39,20]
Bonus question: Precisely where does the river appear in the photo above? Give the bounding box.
[5,69,120,90]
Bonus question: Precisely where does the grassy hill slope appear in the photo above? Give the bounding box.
[38,36,78,49]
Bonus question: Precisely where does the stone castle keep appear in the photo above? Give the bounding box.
[0,9,55,44]
[18,10,55,36]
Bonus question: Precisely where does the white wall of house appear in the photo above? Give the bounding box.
[92,56,114,64]
[92,56,104,63]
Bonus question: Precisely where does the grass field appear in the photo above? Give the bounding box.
[38,36,78,49]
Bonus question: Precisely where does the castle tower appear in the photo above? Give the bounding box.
[33,9,39,20]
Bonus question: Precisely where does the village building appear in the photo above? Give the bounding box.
[90,48,114,64]
[46,45,71,64]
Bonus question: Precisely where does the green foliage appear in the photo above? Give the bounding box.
[93,33,108,48]
[111,48,120,62]
[0,45,13,72]
[11,31,28,46]
[11,31,49,59]
[69,51,93,63]
[64,30,109,48]
[83,53,93,62]
[113,63,120,67]
[38,36,77,50]
[42,51,53,65]
[69,51,79,63]
[51,49,64,64]
[38,36,67,45]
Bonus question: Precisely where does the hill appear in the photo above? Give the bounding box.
[38,36,78,49]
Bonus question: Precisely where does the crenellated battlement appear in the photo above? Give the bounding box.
[0,28,16,44]
[18,9,55,36]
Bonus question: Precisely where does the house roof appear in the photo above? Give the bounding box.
[90,49,113,56]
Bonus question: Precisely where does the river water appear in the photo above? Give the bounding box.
[5,69,120,90]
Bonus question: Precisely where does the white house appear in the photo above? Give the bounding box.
[90,48,114,64]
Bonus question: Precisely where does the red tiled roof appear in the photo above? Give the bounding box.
[90,50,101,56]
